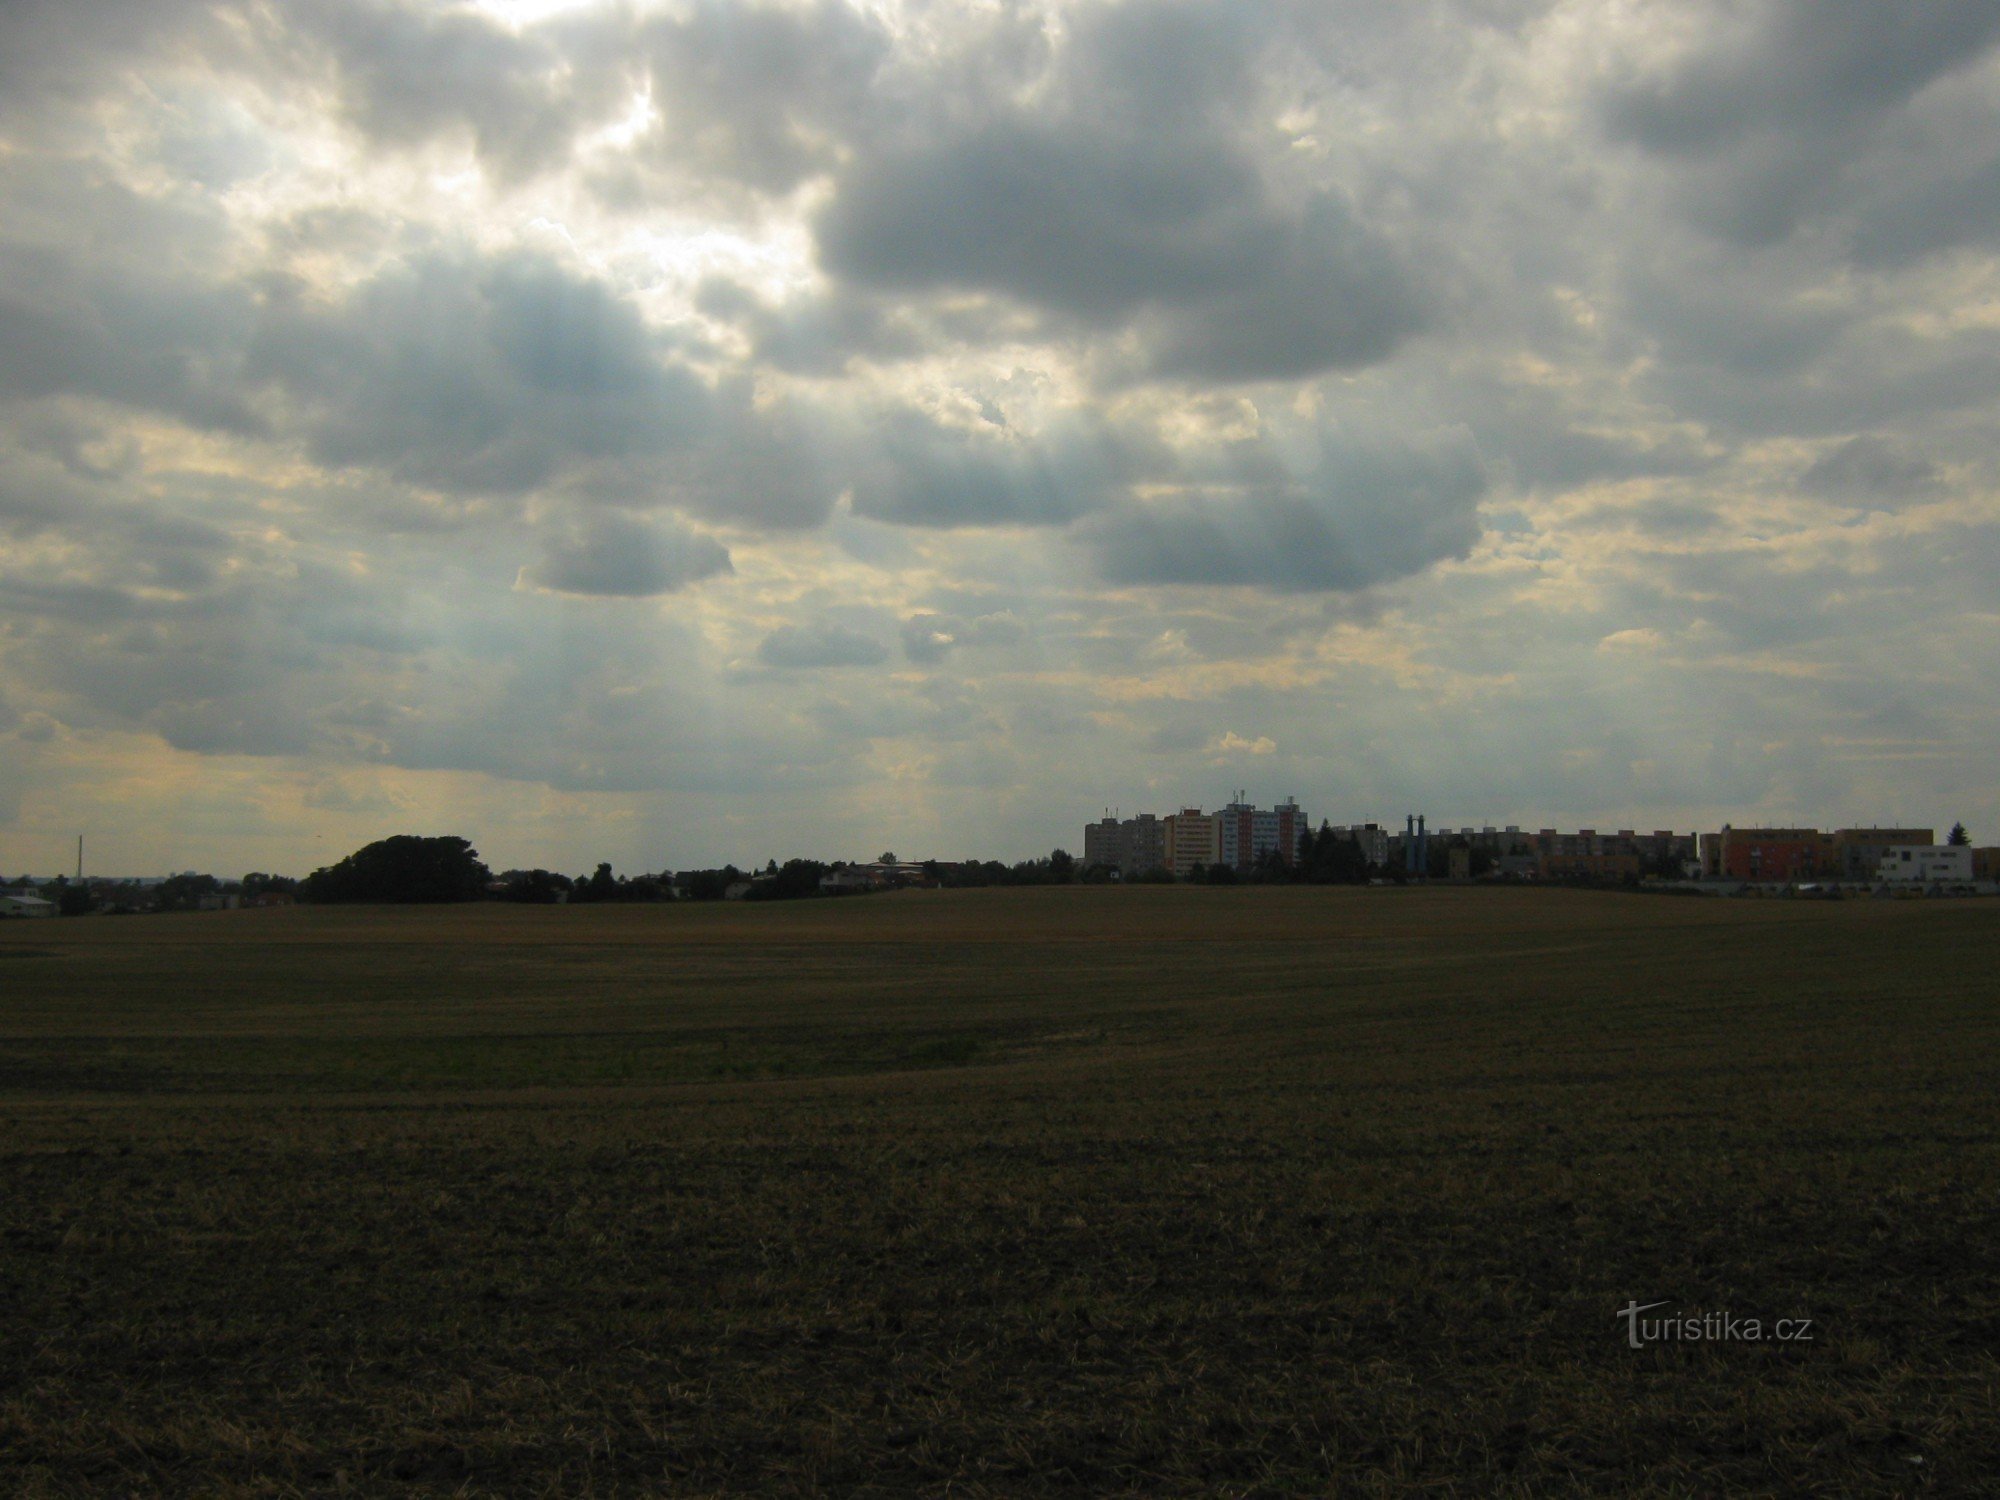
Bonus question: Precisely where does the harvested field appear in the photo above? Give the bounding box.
[1,886,1996,1494]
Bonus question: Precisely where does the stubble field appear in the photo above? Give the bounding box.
[1,886,1996,1495]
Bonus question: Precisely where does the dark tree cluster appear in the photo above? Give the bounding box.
[567,864,675,903]
[154,873,223,911]
[495,869,573,904]
[741,859,831,900]
[298,836,490,904]
[677,867,741,901]
[938,851,1081,887]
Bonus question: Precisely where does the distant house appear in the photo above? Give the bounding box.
[0,893,55,918]
[1878,846,1974,883]
[722,880,755,900]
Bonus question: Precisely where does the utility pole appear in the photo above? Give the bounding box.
[76,835,83,881]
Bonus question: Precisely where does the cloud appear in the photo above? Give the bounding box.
[1600,0,2000,245]
[755,622,889,670]
[248,249,713,496]
[517,513,732,598]
[818,125,1420,382]
[1848,147,2000,267]
[851,405,1149,528]
[3,0,2000,869]
[0,160,259,431]
[813,3,1423,382]
[638,0,891,194]
[1604,0,2000,157]
[1081,427,1487,592]
[286,0,639,183]
[0,0,221,133]
[1800,435,1942,500]
[1597,628,1667,654]
[898,611,1028,665]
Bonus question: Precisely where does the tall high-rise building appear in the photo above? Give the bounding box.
[1162,808,1220,878]
[1216,793,1306,871]
[1083,813,1166,875]
[1092,798,1307,877]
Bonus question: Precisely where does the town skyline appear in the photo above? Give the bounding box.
[3,799,1980,886]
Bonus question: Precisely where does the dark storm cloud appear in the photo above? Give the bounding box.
[519,512,732,598]
[0,162,260,432]
[1849,148,2000,267]
[849,407,1152,529]
[249,249,710,495]
[0,168,841,530]
[285,0,638,182]
[813,2,1424,382]
[271,0,892,193]
[1604,0,2000,155]
[817,128,1420,382]
[1647,319,2000,441]
[1081,430,1486,591]
[756,622,890,670]
[639,0,891,193]
[1799,435,1942,499]
[1601,0,2000,245]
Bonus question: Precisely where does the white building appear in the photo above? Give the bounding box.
[0,893,55,918]
[1877,846,1974,883]
[1215,795,1307,871]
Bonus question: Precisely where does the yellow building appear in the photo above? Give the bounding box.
[1162,809,1220,878]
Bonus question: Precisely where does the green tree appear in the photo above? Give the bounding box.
[1947,822,1970,846]
[1049,848,1076,882]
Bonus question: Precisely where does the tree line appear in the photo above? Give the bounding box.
[280,835,1154,905]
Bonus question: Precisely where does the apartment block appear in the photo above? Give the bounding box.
[1216,794,1306,871]
[1083,812,1166,875]
[1162,808,1220,878]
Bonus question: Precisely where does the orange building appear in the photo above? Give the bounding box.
[1708,826,1829,881]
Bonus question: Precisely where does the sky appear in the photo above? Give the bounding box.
[1,0,1997,877]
